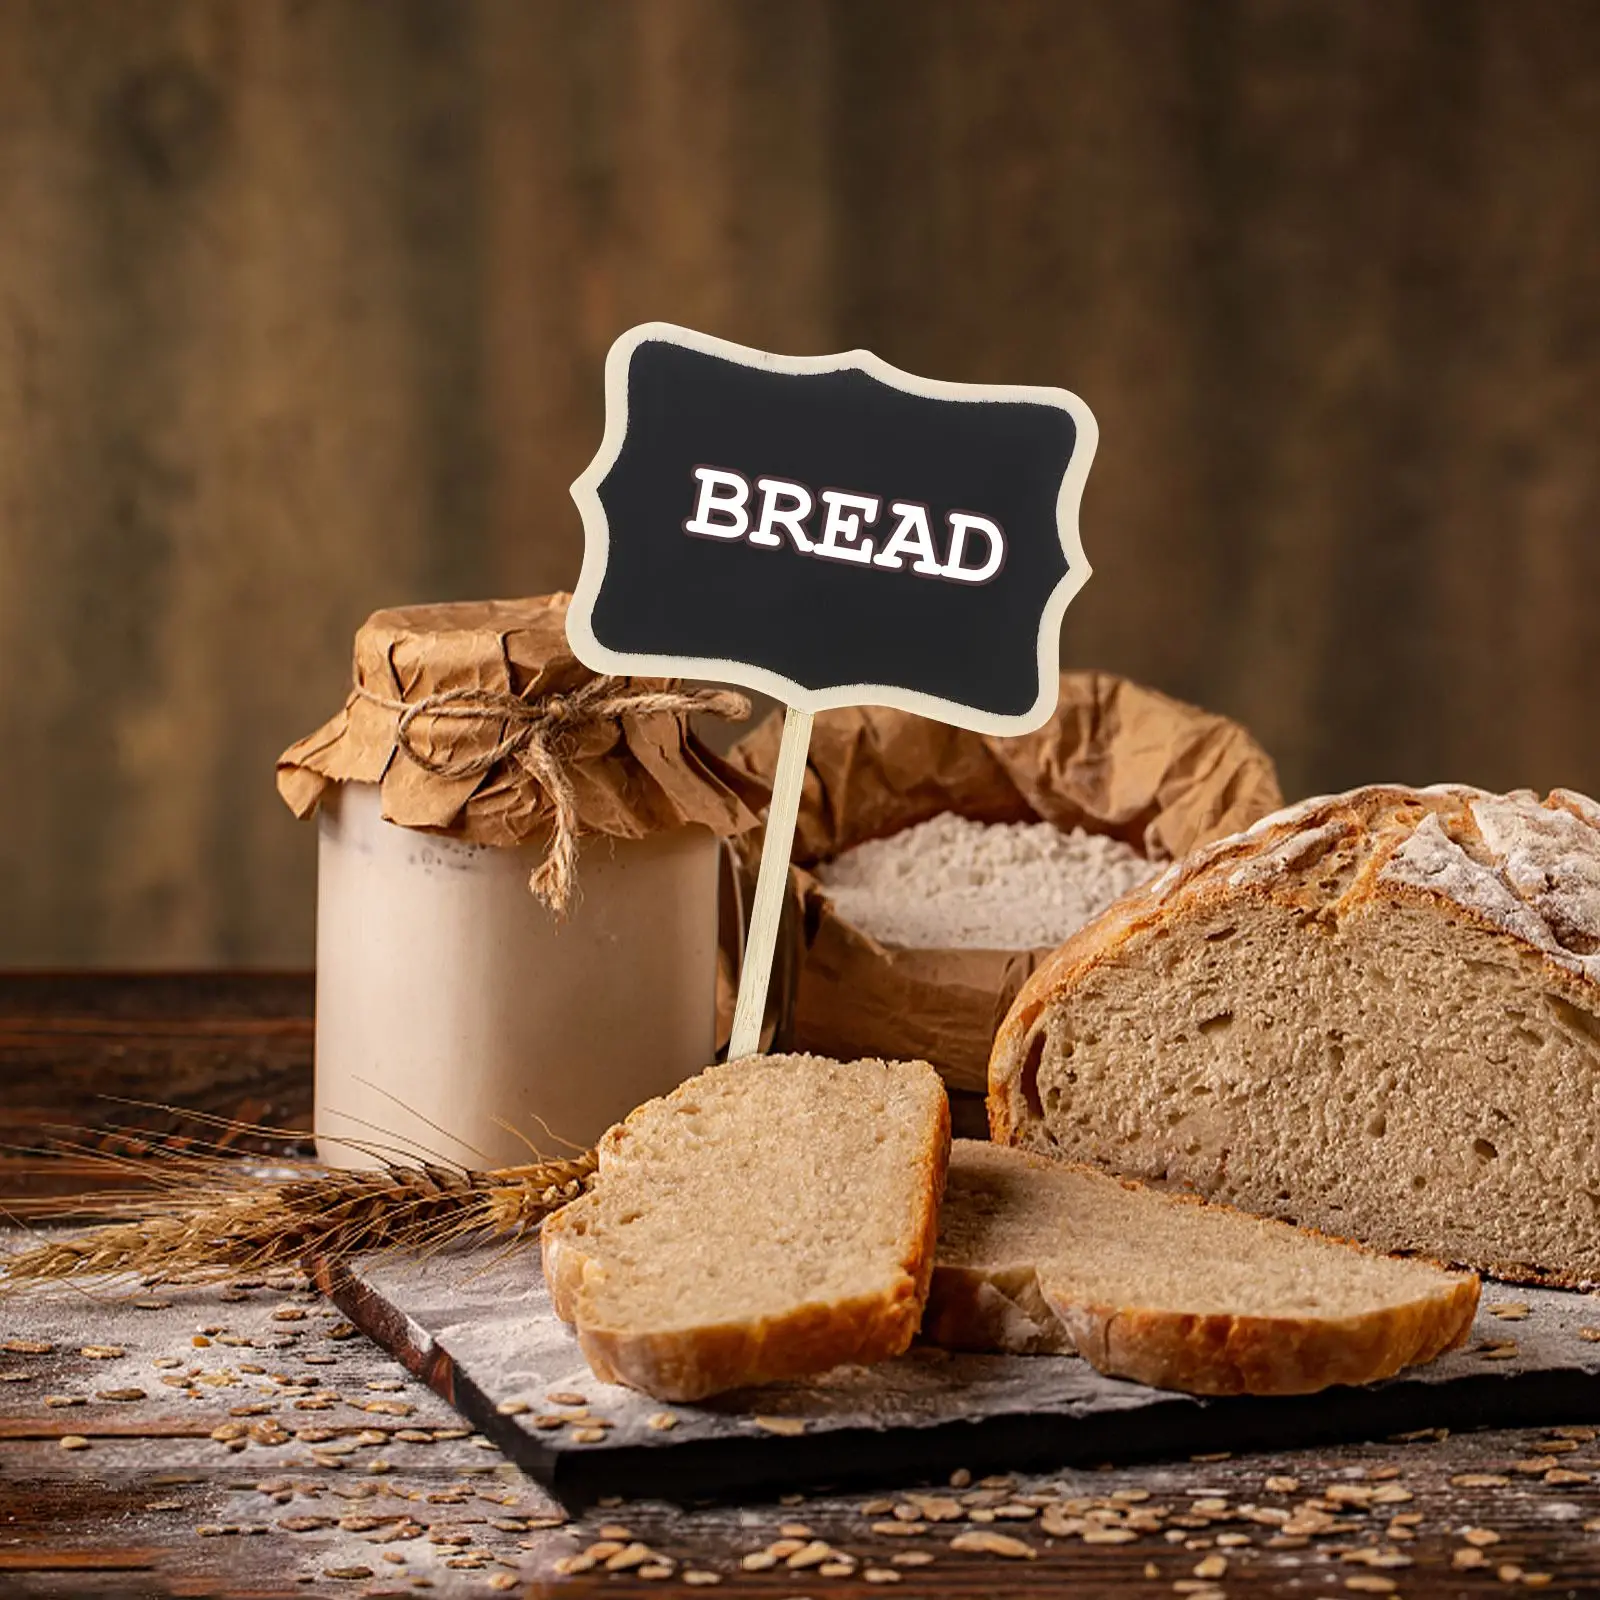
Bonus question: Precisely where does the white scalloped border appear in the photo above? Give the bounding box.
[567,320,1097,736]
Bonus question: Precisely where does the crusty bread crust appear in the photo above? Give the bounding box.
[541,1063,950,1402]
[927,1144,1480,1395]
[988,784,1600,1286]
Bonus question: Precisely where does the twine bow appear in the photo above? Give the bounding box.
[354,676,749,916]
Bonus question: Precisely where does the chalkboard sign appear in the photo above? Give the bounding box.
[567,323,1098,1059]
[568,323,1096,737]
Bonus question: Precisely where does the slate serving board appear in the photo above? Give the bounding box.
[309,1249,1600,1508]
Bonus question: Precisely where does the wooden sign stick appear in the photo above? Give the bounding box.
[727,705,814,1061]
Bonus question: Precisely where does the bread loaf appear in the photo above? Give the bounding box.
[990,785,1600,1286]
[927,1141,1479,1394]
[542,1053,950,1400]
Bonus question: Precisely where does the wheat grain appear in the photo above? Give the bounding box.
[1,1147,597,1289]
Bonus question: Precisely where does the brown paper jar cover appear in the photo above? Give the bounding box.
[728,671,1283,1094]
[277,593,768,849]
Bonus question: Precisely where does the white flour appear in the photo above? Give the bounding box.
[816,812,1158,950]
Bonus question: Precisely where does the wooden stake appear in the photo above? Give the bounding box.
[727,705,814,1060]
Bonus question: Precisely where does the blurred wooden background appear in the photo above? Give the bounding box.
[1,0,1596,965]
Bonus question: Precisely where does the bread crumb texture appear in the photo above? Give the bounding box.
[542,1054,950,1400]
[991,785,1600,1286]
[928,1141,1478,1394]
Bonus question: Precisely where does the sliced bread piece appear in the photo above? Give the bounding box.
[989,784,1600,1285]
[542,1053,950,1401]
[926,1141,1480,1395]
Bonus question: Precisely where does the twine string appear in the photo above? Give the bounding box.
[353,677,749,915]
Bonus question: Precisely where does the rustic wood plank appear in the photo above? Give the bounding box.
[0,972,313,1205]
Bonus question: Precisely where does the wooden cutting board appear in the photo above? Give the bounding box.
[309,1247,1600,1509]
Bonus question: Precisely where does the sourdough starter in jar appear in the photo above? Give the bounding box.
[314,781,720,1170]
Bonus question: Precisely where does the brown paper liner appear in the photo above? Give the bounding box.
[277,594,768,853]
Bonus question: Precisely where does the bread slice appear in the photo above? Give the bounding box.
[990,785,1600,1286]
[542,1054,950,1401]
[925,1141,1480,1394]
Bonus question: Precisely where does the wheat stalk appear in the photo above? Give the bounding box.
[0,1145,598,1291]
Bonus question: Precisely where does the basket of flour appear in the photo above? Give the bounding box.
[728,672,1282,1097]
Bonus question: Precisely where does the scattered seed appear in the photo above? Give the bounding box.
[1478,1341,1519,1360]
[96,1387,147,1402]
[2,1338,54,1354]
[323,1567,373,1581]
[1454,1548,1488,1570]
[1463,1528,1504,1549]
[606,1544,659,1572]
[44,1395,86,1408]
[59,1435,90,1451]
[79,1345,125,1360]
[949,1468,972,1488]
[779,1523,813,1538]
[1524,1575,1553,1588]
[683,1573,722,1586]
[487,1576,518,1591]
[740,1552,778,1571]
[1487,1301,1530,1320]
[872,1522,927,1537]
[864,1571,901,1585]
[1345,1580,1396,1595]
[992,1503,1038,1521]
[786,1541,832,1569]
[1577,1327,1600,1342]
[646,1411,678,1432]
[753,1415,806,1436]
[569,1427,606,1444]
[1191,1452,1231,1463]
[494,1401,527,1416]
[891,1551,934,1567]
[1194,1556,1227,1579]
[950,1531,1035,1559]
[1451,1473,1510,1488]
[1544,1467,1592,1484]
[545,1390,586,1406]
[1083,1528,1138,1545]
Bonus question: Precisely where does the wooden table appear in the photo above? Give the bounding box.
[2,973,1598,1598]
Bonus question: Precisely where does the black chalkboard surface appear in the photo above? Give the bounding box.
[568,323,1096,736]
